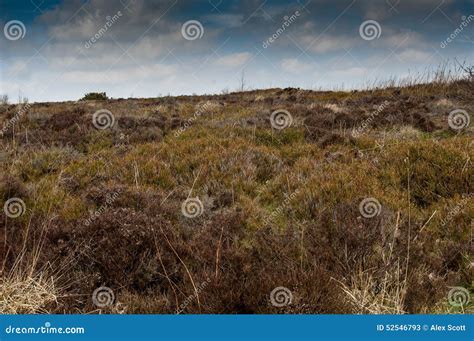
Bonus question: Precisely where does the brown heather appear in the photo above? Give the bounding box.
[0,78,472,314]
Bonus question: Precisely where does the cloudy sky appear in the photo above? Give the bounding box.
[0,0,473,102]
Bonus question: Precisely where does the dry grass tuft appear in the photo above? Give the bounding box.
[0,270,58,314]
[337,265,407,314]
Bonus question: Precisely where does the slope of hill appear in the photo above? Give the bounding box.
[1,79,472,314]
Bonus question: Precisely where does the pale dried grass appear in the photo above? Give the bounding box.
[336,264,407,314]
[0,272,58,314]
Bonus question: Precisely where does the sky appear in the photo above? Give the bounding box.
[0,0,473,103]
